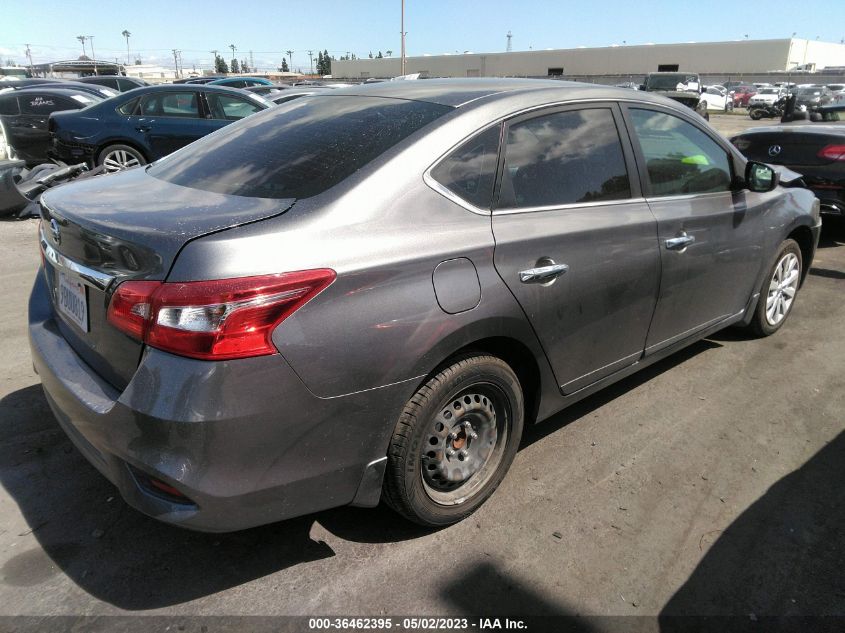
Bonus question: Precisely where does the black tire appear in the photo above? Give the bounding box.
[749,108,764,120]
[97,144,146,172]
[383,354,524,526]
[747,239,803,337]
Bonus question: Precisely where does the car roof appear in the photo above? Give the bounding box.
[326,78,690,109]
[3,87,104,99]
[126,83,259,95]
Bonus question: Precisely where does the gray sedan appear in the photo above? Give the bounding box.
[29,79,821,531]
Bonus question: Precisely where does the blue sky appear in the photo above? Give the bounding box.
[2,0,844,72]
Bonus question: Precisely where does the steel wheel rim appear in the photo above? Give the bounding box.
[421,383,510,506]
[766,252,800,326]
[102,149,141,173]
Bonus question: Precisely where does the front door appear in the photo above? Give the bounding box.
[623,105,768,354]
[492,105,661,394]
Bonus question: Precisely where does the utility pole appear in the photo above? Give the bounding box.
[172,49,180,78]
[286,49,293,73]
[122,30,131,65]
[307,50,314,74]
[249,50,254,72]
[507,31,512,52]
[400,0,406,75]
[210,50,218,74]
[229,44,237,72]
[76,35,87,58]
[88,36,97,74]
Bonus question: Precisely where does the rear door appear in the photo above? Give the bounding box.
[491,104,661,394]
[622,104,768,355]
[136,89,214,158]
[11,93,83,161]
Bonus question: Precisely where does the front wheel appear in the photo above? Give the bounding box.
[747,239,803,337]
[97,144,146,173]
[383,354,524,526]
[749,108,764,120]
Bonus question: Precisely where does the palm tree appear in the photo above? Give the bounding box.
[286,50,293,72]
[229,44,237,72]
[76,35,87,58]
[122,30,131,65]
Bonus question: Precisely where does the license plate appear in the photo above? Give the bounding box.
[58,271,89,332]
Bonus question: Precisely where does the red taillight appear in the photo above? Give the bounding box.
[107,270,336,360]
[107,281,161,339]
[818,144,845,162]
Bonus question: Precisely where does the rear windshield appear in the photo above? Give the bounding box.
[149,95,452,198]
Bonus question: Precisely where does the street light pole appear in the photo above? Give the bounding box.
[211,50,218,75]
[286,49,293,73]
[76,35,87,58]
[308,50,314,74]
[400,0,406,75]
[88,36,97,74]
[229,44,237,73]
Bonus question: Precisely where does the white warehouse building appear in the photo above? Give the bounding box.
[332,38,845,80]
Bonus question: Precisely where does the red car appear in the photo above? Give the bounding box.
[732,85,757,107]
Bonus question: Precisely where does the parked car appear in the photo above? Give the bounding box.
[48,84,271,172]
[268,86,333,105]
[1,80,118,99]
[642,72,709,119]
[30,79,821,532]
[732,124,845,215]
[731,85,757,107]
[827,84,845,103]
[700,85,733,112]
[793,86,834,109]
[0,88,103,164]
[748,87,785,107]
[173,77,222,85]
[77,75,148,92]
[245,84,289,96]
[207,77,273,88]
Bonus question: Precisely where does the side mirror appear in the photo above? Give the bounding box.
[746,161,779,192]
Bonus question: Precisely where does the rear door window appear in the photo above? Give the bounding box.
[206,93,264,120]
[117,97,141,115]
[498,107,632,209]
[0,96,19,115]
[149,95,451,199]
[19,94,79,115]
[139,91,200,117]
[629,108,732,196]
[430,125,501,210]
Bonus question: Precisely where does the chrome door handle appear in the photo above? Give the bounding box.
[665,234,695,250]
[519,263,569,284]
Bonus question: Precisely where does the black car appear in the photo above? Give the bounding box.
[245,84,290,96]
[793,86,834,109]
[77,75,148,92]
[268,86,333,105]
[49,84,271,171]
[0,88,103,164]
[731,124,845,215]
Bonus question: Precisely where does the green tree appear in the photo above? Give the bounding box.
[231,58,240,73]
[215,54,229,74]
[316,51,324,75]
[368,51,373,59]
[241,59,249,73]
[377,51,383,58]
[279,58,289,72]
[323,49,331,75]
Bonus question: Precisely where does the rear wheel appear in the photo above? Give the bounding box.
[383,354,524,526]
[749,108,764,120]
[97,144,146,173]
[747,239,802,337]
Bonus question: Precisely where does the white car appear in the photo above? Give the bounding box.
[827,84,845,103]
[748,87,785,107]
[700,85,733,111]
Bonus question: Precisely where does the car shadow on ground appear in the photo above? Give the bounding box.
[659,431,845,621]
[0,336,727,609]
[0,385,335,610]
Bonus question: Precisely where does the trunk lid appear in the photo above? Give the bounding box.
[39,167,295,389]
[731,126,845,167]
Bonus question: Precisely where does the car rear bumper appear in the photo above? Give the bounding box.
[28,270,414,532]
[48,136,97,166]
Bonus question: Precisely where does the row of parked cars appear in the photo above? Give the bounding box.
[0,75,345,169]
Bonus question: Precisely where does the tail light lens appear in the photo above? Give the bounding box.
[818,144,845,162]
[107,270,335,360]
